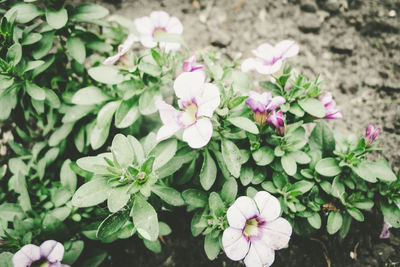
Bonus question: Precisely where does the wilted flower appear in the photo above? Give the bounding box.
[222,191,292,267]
[365,124,380,147]
[12,240,69,267]
[134,11,183,52]
[103,33,138,67]
[380,202,400,239]
[319,92,343,119]
[156,71,220,148]
[241,40,299,75]
[182,53,205,72]
[267,110,285,135]
[245,91,285,126]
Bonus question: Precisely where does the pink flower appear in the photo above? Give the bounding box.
[12,240,69,267]
[245,91,285,126]
[222,191,292,267]
[365,124,380,147]
[267,110,285,135]
[182,53,205,72]
[241,40,299,75]
[156,71,220,148]
[134,11,183,52]
[319,92,343,119]
[380,202,400,239]
[103,33,138,66]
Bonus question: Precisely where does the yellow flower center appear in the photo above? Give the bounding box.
[243,218,259,238]
[180,103,198,127]
[153,28,166,38]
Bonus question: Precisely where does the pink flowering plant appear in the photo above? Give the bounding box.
[0,1,399,267]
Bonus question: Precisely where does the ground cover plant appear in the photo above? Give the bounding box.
[0,1,399,266]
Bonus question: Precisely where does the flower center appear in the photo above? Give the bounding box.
[32,259,50,267]
[153,27,166,38]
[180,103,198,127]
[243,218,260,238]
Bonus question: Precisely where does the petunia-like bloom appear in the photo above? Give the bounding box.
[134,11,183,52]
[365,124,380,147]
[267,110,285,135]
[156,71,220,148]
[245,91,285,126]
[380,202,400,239]
[12,240,69,267]
[241,40,299,75]
[319,92,343,119]
[182,53,205,73]
[103,33,138,67]
[222,191,292,267]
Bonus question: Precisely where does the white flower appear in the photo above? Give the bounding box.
[242,40,299,75]
[134,11,183,52]
[156,71,220,148]
[222,191,292,267]
[103,33,138,66]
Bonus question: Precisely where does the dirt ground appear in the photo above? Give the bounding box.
[89,0,400,266]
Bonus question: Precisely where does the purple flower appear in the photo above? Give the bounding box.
[319,92,343,119]
[103,33,138,67]
[380,202,400,239]
[12,240,69,267]
[267,110,285,135]
[365,124,380,147]
[241,40,299,75]
[134,11,183,52]
[156,71,220,148]
[182,54,205,73]
[222,191,292,267]
[245,91,285,126]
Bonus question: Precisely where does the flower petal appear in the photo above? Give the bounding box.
[255,60,282,75]
[174,71,205,101]
[227,196,259,229]
[160,42,181,52]
[150,11,170,27]
[253,43,276,62]
[156,100,180,125]
[134,17,154,35]
[157,125,181,142]
[182,118,212,148]
[12,244,41,267]
[266,96,285,112]
[260,217,292,250]
[222,227,250,261]
[40,240,64,263]
[196,83,220,117]
[243,241,275,267]
[241,58,258,72]
[103,54,121,65]
[166,16,183,34]
[119,33,138,55]
[253,191,281,222]
[275,40,299,59]
[380,218,392,239]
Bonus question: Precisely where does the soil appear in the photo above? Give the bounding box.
[2,0,400,266]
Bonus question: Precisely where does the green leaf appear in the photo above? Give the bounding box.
[199,149,217,191]
[315,158,341,177]
[309,121,335,156]
[204,234,220,260]
[23,60,44,73]
[351,161,377,183]
[252,146,274,166]
[298,98,325,118]
[139,88,161,115]
[97,211,129,239]
[67,37,86,64]
[152,185,184,206]
[381,201,400,227]
[22,32,42,46]
[0,252,13,267]
[115,100,139,128]
[49,122,74,147]
[87,41,113,53]
[159,222,172,236]
[107,186,131,213]
[281,154,297,176]
[182,189,208,208]
[32,31,55,60]
[62,240,84,265]
[72,178,110,207]
[272,172,288,190]
[89,66,124,84]
[346,208,364,222]
[6,43,22,66]
[290,180,314,194]
[32,54,55,78]
[221,178,237,205]
[240,166,254,186]
[25,81,45,101]
[327,211,342,235]
[112,134,134,168]
[289,151,311,165]
[46,8,68,29]
[5,3,43,24]
[371,158,397,182]
[128,136,145,164]
[138,61,161,76]
[60,159,77,194]
[209,192,225,217]
[221,139,241,178]
[72,86,110,105]
[72,3,109,21]
[227,117,259,134]
[131,194,159,241]
[151,139,177,170]
[331,177,345,199]
[352,200,374,210]
[0,203,23,221]
[307,213,321,229]
[143,239,161,253]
